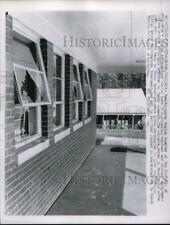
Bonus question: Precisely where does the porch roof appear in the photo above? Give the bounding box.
[97,88,146,114]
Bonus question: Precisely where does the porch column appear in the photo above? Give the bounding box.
[142,115,146,130]
[102,114,104,128]
[132,114,135,129]
[117,114,119,130]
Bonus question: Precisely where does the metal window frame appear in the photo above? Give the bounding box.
[72,101,79,123]
[72,60,84,123]
[72,60,84,103]
[53,50,65,131]
[84,67,93,118]
[13,32,51,147]
[84,67,93,101]
[14,64,51,106]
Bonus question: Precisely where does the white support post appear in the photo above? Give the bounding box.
[132,114,135,129]
[117,114,119,130]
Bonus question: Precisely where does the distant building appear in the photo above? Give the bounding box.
[97,88,146,130]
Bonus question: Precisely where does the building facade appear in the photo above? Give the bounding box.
[97,89,146,131]
[3,14,97,215]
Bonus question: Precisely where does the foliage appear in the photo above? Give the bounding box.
[97,73,146,95]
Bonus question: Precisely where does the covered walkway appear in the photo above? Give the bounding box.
[97,89,146,131]
[47,139,146,216]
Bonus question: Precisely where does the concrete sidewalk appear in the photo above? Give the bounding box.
[47,144,146,215]
[101,136,145,146]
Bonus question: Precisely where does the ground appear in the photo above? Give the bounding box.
[47,136,146,216]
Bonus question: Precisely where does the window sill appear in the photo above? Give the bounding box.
[72,119,78,124]
[84,117,92,124]
[15,134,41,149]
[73,121,83,132]
[53,125,64,132]
[17,139,49,166]
[54,128,71,143]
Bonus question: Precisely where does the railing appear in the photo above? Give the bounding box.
[96,124,145,130]
[96,126,146,139]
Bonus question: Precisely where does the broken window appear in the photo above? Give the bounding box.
[14,66,49,105]
[13,37,51,147]
[15,107,38,145]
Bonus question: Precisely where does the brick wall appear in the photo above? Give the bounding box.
[79,63,85,118]
[40,39,54,142]
[65,54,73,128]
[5,15,97,215]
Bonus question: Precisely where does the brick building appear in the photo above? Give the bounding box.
[1,13,97,215]
[0,10,148,216]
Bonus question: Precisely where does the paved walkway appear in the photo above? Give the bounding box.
[47,143,146,215]
[98,136,146,153]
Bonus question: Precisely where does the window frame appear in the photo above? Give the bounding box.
[84,101,88,118]
[13,40,51,107]
[53,49,65,131]
[72,101,79,123]
[14,105,42,149]
[84,67,93,118]
[13,35,51,148]
[72,60,84,123]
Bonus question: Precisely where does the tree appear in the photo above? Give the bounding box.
[98,72,146,94]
